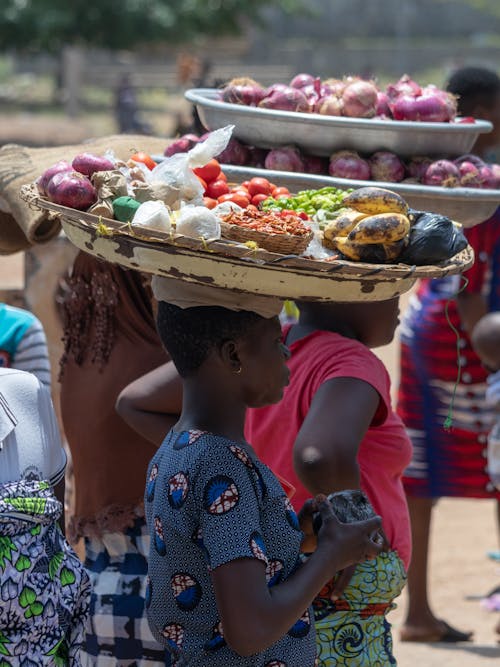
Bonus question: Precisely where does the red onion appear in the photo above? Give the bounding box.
[301,84,321,106]
[259,86,311,113]
[406,156,433,181]
[164,134,199,157]
[375,92,392,118]
[246,146,268,169]
[290,73,316,89]
[342,80,378,118]
[36,160,72,196]
[329,150,371,180]
[221,83,266,106]
[478,165,499,189]
[264,83,291,97]
[72,153,115,177]
[264,146,304,172]
[386,74,422,100]
[46,171,97,209]
[216,138,249,166]
[314,94,343,116]
[489,164,500,187]
[322,78,346,97]
[302,154,328,175]
[454,153,486,168]
[368,151,405,182]
[457,161,482,187]
[421,85,457,120]
[390,93,450,122]
[422,160,460,187]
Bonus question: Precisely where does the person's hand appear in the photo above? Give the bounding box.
[329,564,356,601]
[328,528,389,601]
[314,495,383,572]
[298,498,319,553]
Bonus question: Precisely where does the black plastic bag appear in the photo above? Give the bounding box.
[399,211,468,265]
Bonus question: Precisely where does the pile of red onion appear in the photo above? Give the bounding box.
[164,132,500,189]
[36,152,118,209]
[218,73,464,123]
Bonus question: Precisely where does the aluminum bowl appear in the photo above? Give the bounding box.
[185,88,493,159]
[220,165,500,228]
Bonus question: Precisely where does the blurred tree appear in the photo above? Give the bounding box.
[0,0,302,51]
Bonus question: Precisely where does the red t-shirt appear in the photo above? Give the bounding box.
[245,328,413,569]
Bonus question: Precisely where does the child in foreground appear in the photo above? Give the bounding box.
[144,278,383,666]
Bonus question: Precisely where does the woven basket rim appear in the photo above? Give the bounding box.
[19,184,475,281]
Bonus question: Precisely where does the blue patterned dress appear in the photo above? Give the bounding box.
[145,430,317,667]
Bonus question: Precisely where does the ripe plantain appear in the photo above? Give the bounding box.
[347,213,410,244]
[323,208,369,241]
[328,236,364,261]
[342,187,409,216]
[332,236,408,263]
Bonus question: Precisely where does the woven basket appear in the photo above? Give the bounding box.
[220,221,313,255]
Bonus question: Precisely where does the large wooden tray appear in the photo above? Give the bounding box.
[20,185,474,303]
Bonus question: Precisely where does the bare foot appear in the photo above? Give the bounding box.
[400,619,473,643]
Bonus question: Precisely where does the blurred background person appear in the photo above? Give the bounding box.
[0,367,91,665]
[0,301,51,388]
[58,251,170,666]
[397,65,500,643]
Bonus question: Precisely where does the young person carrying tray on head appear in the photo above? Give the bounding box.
[141,277,384,666]
[117,294,410,666]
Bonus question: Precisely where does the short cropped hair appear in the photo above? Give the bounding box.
[446,66,500,115]
[156,301,261,377]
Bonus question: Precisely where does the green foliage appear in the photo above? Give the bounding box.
[0,0,302,51]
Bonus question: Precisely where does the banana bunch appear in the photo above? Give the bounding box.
[322,187,411,262]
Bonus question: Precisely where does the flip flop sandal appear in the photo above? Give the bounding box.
[438,621,474,643]
[400,621,473,643]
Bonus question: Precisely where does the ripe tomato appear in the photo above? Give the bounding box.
[196,176,208,193]
[203,196,218,209]
[248,177,272,197]
[218,192,250,208]
[130,151,157,170]
[206,179,230,199]
[193,159,221,184]
[231,188,250,198]
[241,180,251,189]
[217,171,228,182]
[272,186,291,197]
[251,193,270,206]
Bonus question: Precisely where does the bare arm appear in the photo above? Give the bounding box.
[293,377,381,495]
[211,498,382,656]
[115,362,183,446]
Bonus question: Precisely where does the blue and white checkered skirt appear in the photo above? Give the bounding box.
[81,516,169,666]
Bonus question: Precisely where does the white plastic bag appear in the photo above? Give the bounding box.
[131,200,171,232]
[176,205,221,240]
[151,125,234,205]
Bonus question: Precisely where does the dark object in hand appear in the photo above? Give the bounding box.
[313,489,377,533]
